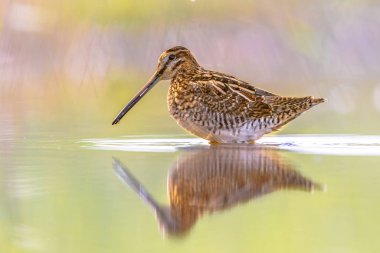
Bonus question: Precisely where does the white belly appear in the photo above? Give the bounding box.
[173,117,272,144]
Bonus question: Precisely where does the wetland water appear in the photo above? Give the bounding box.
[1,131,380,252]
[2,0,380,251]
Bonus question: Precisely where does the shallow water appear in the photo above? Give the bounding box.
[2,1,380,250]
[2,131,380,252]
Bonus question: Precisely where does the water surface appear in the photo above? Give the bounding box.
[2,131,380,252]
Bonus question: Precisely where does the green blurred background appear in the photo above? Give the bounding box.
[1,0,380,138]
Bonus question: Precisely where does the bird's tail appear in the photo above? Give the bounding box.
[265,96,325,131]
[310,97,326,106]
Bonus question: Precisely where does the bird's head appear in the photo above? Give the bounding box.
[112,46,199,125]
[156,46,199,80]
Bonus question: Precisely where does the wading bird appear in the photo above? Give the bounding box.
[112,46,324,143]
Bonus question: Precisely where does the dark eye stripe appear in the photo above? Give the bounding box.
[172,60,184,71]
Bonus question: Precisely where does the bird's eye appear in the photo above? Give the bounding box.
[168,54,176,60]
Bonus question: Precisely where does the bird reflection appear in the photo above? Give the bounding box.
[113,146,322,236]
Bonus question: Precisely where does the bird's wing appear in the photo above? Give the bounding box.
[195,71,277,101]
[192,71,276,119]
[193,71,277,118]
[255,87,278,96]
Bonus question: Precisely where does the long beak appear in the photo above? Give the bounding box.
[112,69,162,125]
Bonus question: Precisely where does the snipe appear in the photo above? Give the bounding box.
[112,46,324,143]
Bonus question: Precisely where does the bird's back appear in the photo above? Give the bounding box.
[168,69,324,143]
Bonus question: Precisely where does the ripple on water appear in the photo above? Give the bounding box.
[79,135,380,156]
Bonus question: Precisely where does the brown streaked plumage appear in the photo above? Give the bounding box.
[112,46,325,143]
[113,146,322,236]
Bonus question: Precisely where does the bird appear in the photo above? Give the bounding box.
[113,146,322,235]
[112,46,325,143]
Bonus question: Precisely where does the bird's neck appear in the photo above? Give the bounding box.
[172,63,202,83]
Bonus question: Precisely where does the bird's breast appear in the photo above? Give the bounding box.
[167,82,200,116]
